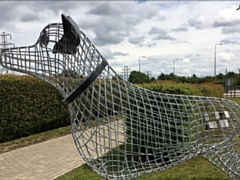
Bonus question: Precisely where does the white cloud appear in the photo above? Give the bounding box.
[222,25,240,34]
[0,1,240,78]
[188,15,212,29]
[218,51,237,62]
[129,36,145,44]
[182,58,190,63]
[213,4,240,27]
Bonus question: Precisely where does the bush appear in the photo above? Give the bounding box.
[138,81,224,98]
[0,74,70,143]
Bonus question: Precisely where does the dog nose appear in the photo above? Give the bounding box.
[0,49,7,64]
[0,49,2,63]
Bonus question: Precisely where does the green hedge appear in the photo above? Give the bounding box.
[0,75,224,144]
[137,81,224,97]
[0,75,70,143]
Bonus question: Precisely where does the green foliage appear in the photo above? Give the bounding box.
[138,81,224,98]
[0,74,70,143]
[56,156,228,180]
[156,71,240,85]
[128,71,150,84]
[157,72,176,81]
[59,69,82,78]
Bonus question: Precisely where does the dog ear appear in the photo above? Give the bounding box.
[53,14,80,54]
[62,14,80,47]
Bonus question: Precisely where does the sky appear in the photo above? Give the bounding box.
[0,1,240,78]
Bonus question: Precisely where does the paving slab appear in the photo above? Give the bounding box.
[0,134,83,180]
[0,120,125,180]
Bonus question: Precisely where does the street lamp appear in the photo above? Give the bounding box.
[214,43,222,83]
[173,58,179,75]
[139,56,146,72]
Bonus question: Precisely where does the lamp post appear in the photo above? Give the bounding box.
[214,43,222,83]
[173,58,179,75]
[139,56,146,72]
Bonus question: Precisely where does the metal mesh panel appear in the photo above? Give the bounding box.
[1,14,240,180]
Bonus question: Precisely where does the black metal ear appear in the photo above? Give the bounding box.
[53,14,80,54]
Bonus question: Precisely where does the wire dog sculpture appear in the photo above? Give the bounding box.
[1,14,240,180]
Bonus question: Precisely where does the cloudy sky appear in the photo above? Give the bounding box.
[0,1,240,78]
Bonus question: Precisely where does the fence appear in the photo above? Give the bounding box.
[223,80,240,98]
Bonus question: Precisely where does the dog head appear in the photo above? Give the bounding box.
[0,14,105,96]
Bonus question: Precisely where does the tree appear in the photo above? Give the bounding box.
[169,72,175,80]
[226,71,236,78]
[150,77,156,82]
[216,73,224,81]
[128,71,150,84]
[191,74,197,79]
[157,73,166,80]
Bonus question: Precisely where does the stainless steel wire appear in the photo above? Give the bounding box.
[1,14,240,180]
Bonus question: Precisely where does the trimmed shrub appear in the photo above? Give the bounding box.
[0,75,69,143]
[137,81,223,97]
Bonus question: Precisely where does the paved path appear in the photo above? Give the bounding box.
[0,134,83,180]
[0,120,125,180]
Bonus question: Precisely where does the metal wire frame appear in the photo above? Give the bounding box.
[1,14,240,180]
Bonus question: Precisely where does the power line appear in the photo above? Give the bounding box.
[122,66,130,81]
[0,31,15,48]
[0,31,15,74]
[145,71,152,78]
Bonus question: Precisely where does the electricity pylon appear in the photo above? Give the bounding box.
[0,32,15,74]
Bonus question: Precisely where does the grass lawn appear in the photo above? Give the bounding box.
[57,98,240,180]
[227,97,240,105]
[1,97,239,179]
[56,156,228,180]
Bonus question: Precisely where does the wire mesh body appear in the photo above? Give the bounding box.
[1,14,240,180]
